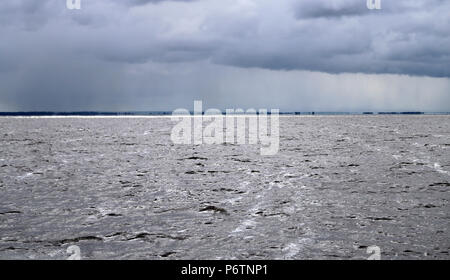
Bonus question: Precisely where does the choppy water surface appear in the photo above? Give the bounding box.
[0,116,449,259]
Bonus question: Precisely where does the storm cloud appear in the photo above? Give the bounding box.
[0,0,449,111]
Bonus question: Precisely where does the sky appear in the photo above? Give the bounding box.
[0,0,449,112]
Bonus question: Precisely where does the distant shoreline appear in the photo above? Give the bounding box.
[0,111,449,117]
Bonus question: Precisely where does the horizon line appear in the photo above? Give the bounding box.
[0,111,449,116]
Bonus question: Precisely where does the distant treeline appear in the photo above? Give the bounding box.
[0,111,172,116]
[0,111,447,116]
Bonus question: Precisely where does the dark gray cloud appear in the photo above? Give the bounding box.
[294,0,370,19]
[0,0,449,111]
[2,0,449,76]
